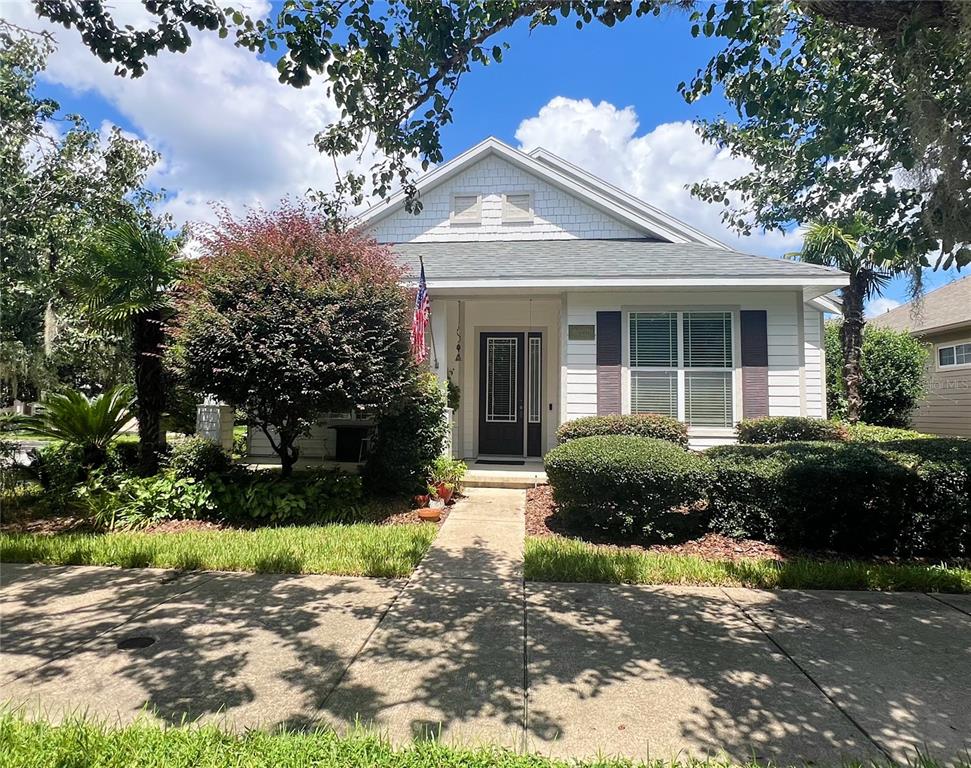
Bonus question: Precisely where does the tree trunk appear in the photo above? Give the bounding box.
[840,278,867,424]
[132,310,166,475]
[260,424,300,478]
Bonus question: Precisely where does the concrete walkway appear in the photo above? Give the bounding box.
[2,488,970,763]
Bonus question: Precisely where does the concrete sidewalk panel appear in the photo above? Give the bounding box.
[728,589,971,762]
[2,570,402,730]
[526,583,875,764]
[0,563,214,681]
[323,576,524,749]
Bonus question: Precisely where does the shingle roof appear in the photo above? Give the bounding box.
[390,239,845,281]
[868,275,971,334]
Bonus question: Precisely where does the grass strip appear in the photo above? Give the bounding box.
[2,713,965,768]
[524,536,971,593]
[0,524,437,578]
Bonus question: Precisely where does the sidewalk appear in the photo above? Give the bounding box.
[2,490,969,763]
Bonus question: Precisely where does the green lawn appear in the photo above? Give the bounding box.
[2,714,965,768]
[0,523,436,578]
[525,536,971,593]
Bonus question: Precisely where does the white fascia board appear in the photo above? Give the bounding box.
[404,276,850,290]
[355,137,724,245]
[528,147,729,250]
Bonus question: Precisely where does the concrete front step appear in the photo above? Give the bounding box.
[463,468,547,489]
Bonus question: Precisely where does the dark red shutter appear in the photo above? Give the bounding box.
[596,311,622,416]
[740,310,769,419]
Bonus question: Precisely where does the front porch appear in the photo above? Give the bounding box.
[428,295,563,462]
[463,459,547,489]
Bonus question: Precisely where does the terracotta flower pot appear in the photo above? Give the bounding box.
[415,494,430,508]
[436,483,453,504]
[417,507,441,522]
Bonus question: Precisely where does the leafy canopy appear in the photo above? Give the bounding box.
[172,202,412,474]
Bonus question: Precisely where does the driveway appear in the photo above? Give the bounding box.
[2,488,969,763]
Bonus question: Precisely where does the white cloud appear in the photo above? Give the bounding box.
[865,297,902,318]
[5,2,368,229]
[515,97,803,255]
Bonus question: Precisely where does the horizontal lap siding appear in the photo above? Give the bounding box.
[803,306,825,418]
[247,424,333,459]
[913,367,971,437]
[564,290,809,443]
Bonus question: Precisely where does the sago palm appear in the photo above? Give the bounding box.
[788,221,894,423]
[25,385,133,467]
[71,220,182,474]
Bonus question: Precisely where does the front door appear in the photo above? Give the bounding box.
[478,332,525,455]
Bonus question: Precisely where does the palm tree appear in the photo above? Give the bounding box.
[24,385,133,467]
[71,221,182,474]
[788,220,896,423]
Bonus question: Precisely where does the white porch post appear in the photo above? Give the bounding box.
[429,298,454,457]
[196,396,234,453]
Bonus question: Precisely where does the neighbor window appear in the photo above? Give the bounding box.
[502,193,533,224]
[938,341,971,368]
[628,311,735,428]
[451,194,481,225]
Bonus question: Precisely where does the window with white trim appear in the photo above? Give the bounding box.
[528,336,542,423]
[451,194,481,225]
[502,193,533,224]
[486,337,517,422]
[628,311,735,428]
[938,341,971,369]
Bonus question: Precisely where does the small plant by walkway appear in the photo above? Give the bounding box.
[0,524,436,578]
[3,714,967,768]
[524,537,971,593]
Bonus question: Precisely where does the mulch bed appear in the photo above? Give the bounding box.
[526,484,788,562]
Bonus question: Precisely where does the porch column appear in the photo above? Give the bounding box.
[430,298,448,384]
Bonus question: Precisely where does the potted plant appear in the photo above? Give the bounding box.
[427,456,467,505]
[427,484,446,509]
[435,482,454,505]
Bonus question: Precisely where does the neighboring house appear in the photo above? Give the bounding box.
[249,138,847,462]
[869,276,971,437]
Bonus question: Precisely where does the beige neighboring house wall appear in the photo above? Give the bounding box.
[869,276,971,437]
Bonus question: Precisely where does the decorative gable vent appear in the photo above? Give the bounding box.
[502,193,533,224]
[451,194,481,225]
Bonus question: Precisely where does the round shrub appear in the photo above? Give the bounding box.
[556,413,688,448]
[707,438,971,559]
[736,416,849,444]
[544,435,711,539]
[167,436,231,480]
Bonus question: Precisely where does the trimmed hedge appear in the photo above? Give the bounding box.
[556,413,688,448]
[736,416,849,444]
[844,423,934,443]
[167,436,231,480]
[544,435,711,539]
[707,438,971,559]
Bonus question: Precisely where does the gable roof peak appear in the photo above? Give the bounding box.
[355,138,726,248]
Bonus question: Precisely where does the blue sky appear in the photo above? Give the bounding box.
[13,1,961,314]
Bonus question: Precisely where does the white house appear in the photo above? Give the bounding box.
[249,137,846,464]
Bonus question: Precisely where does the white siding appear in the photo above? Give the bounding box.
[367,155,643,243]
[247,423,333,460]
[803,305,826,418]
[563,289,808,449]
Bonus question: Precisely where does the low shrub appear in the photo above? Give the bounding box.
[544,435,711,539]
[28,443,86,510]
[736,416,849,444]
[844,423,933,443]
[79,470,217,530]
[556,413,688,448]
[212,468,364,525]
[707,438,971,559]
[105,435,140,473]
[167,436,231,480]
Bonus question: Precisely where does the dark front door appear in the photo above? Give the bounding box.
[478,332,525,455]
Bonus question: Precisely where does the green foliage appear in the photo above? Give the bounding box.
[78,470,217,531]
[23,386,133,467]
[174,205,410,475]
[211,469,364,526]
[684,3,971,271]
[0,525,436,578]
[0,25,160,402]
[844,423,933,443]
[544,436,711,540]
[232,426,248,457]
[364,371,448,495]
[707,439,971,559]
[166,437,231,480]
[428,455,467,489]
[556,413,689,448]
[524,537,971,593]
[28,443,87,510]
[446,376,461,411]
[825,321,928,426]
[736,417,849,444]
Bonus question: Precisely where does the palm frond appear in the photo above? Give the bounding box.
[23,385,134,451]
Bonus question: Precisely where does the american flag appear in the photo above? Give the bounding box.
[410,261,430,362]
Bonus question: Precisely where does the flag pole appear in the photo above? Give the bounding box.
[421,255,438,369]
